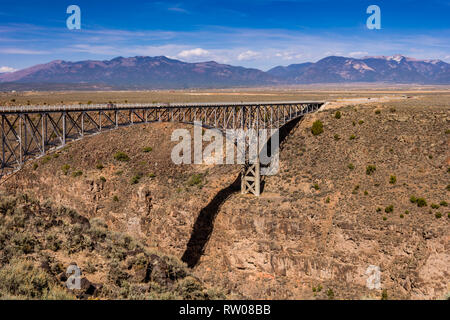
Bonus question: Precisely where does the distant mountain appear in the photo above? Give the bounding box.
[0,56,279,89]
[268,55,450,84]
[0,54,448,90]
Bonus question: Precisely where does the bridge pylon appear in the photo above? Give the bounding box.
[241,158,261,197]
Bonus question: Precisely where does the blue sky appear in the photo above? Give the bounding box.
[0,0,449,72]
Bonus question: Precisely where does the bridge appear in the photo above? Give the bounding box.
[0,101,324,195]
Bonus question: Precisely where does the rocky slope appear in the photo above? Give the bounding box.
[1,99,449,300]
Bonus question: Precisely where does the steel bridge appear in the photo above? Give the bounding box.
[0,101,324,195]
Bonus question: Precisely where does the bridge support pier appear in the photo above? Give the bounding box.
[241,160,261,197]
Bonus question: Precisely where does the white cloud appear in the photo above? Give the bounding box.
[178,48,211,59]
[237,50,261,61]
[0,48,49,55]
[349,51,369,57]
[0,66,16,73]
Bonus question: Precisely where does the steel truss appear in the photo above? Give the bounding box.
[0,101,324,195]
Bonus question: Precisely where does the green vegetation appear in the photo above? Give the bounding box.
[42,156,52,164]
[381,289,388,300]
[389,175,397,184]
[148,173,156,178]
[445,129,450,134]
[400,214,404,219]
[33,163,38,171]
[99,176,107,183]
[143,147,153,153]
[313,183,320,190]
[326,288,334,300]
[348,163,355,170]
[334,111,342,119]
[113,196,119,202]
[416,198,427,208]
[385,205,394,214]
[130,174,142,185]
[375,110,381,115]
[96,164,104,170]
[188,174,205,187]
[114,152,130,162]
[440,201,448,207]
[358,120,364,125]
[349,134,356,140]
[311,120,324,136]
[72,170,83,178]
[435,212,442,219]
[383,216,387,221]
[61,164,70,175]
[366,165,376,175]
[405,210,409,215]
[334,134,340,141]
[431,203,440,209]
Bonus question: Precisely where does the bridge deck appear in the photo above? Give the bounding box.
[0,101,325,114]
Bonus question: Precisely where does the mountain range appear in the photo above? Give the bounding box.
[0,54,449,89]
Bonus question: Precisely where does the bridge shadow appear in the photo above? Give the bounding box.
[181,116,304,268]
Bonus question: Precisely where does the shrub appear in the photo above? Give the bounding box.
[311,120,324,136]
[358,120,364,125]
[143,147,153,153]
[96,163,104,170]
[130,174,142,185]
[431,203,440,209]
[405,210,409,215]
[385,205,394,213]
[42,156,52,164]
[61,164,70,175]
[348,163,355,170]
[349,134,356,140]
[389,175,396,184]
[376,208,382,213]
[148,173,156,178]
[440,201,448,207]
[400,214,404,219]
[188,174,204,187]
[335,111,341,119]
[383,216,387,221]
[410,196,417,203]
[381,289,388,300]
[99,176,106,183]
[33,163,38,170]
[0,259,73,300]
[435,212,442,219]
[334,134,340,141]
[366,165,376,175]
[326,288,334,300]
[113,196,119,202]
[375,110,381,115]
[72,170,83,178]
[325,197,330,204]
[313,183,320,190]
[447,185,450,191]
[446,129,450,134]
[114,152,130,162]
[416,198,427,208]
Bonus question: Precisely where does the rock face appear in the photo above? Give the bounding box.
[1,98,449,300]
[193,102,449,300]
